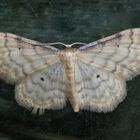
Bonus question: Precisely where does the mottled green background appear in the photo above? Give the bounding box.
[0,0,140,140]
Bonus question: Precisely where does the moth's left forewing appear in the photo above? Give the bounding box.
[0,33,60,84]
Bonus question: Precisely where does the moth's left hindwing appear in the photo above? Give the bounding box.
[15,63,67,115]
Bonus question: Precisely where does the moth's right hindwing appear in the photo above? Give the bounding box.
[75,60,126,112]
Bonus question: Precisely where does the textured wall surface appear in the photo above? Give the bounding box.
[0,0,140,140]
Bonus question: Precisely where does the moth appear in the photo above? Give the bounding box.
[0,28,139,115]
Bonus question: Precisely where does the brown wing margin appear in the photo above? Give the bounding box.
[0,32,60,52]
[78,28,139,51]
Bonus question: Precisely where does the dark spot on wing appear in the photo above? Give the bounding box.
[40,77,45,81]
[96,75,100,78]
[115,33,122,39]
[16,37,22,42]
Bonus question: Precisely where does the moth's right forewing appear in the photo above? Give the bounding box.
[78,28,140,81]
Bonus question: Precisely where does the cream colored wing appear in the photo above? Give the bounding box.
[15,63,67,115]
[75,61,126,112]
[78,28,140,81]
[0,33,68,114]
[76,28,140,112]
[0,32,59,84]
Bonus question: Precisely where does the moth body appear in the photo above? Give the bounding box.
[59,48,79,112]
[0,28,140,114]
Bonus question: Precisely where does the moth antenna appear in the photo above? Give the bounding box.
[45,42,67,46]
[45,42,86,48]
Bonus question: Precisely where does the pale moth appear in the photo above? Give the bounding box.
[0,28,140,115]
